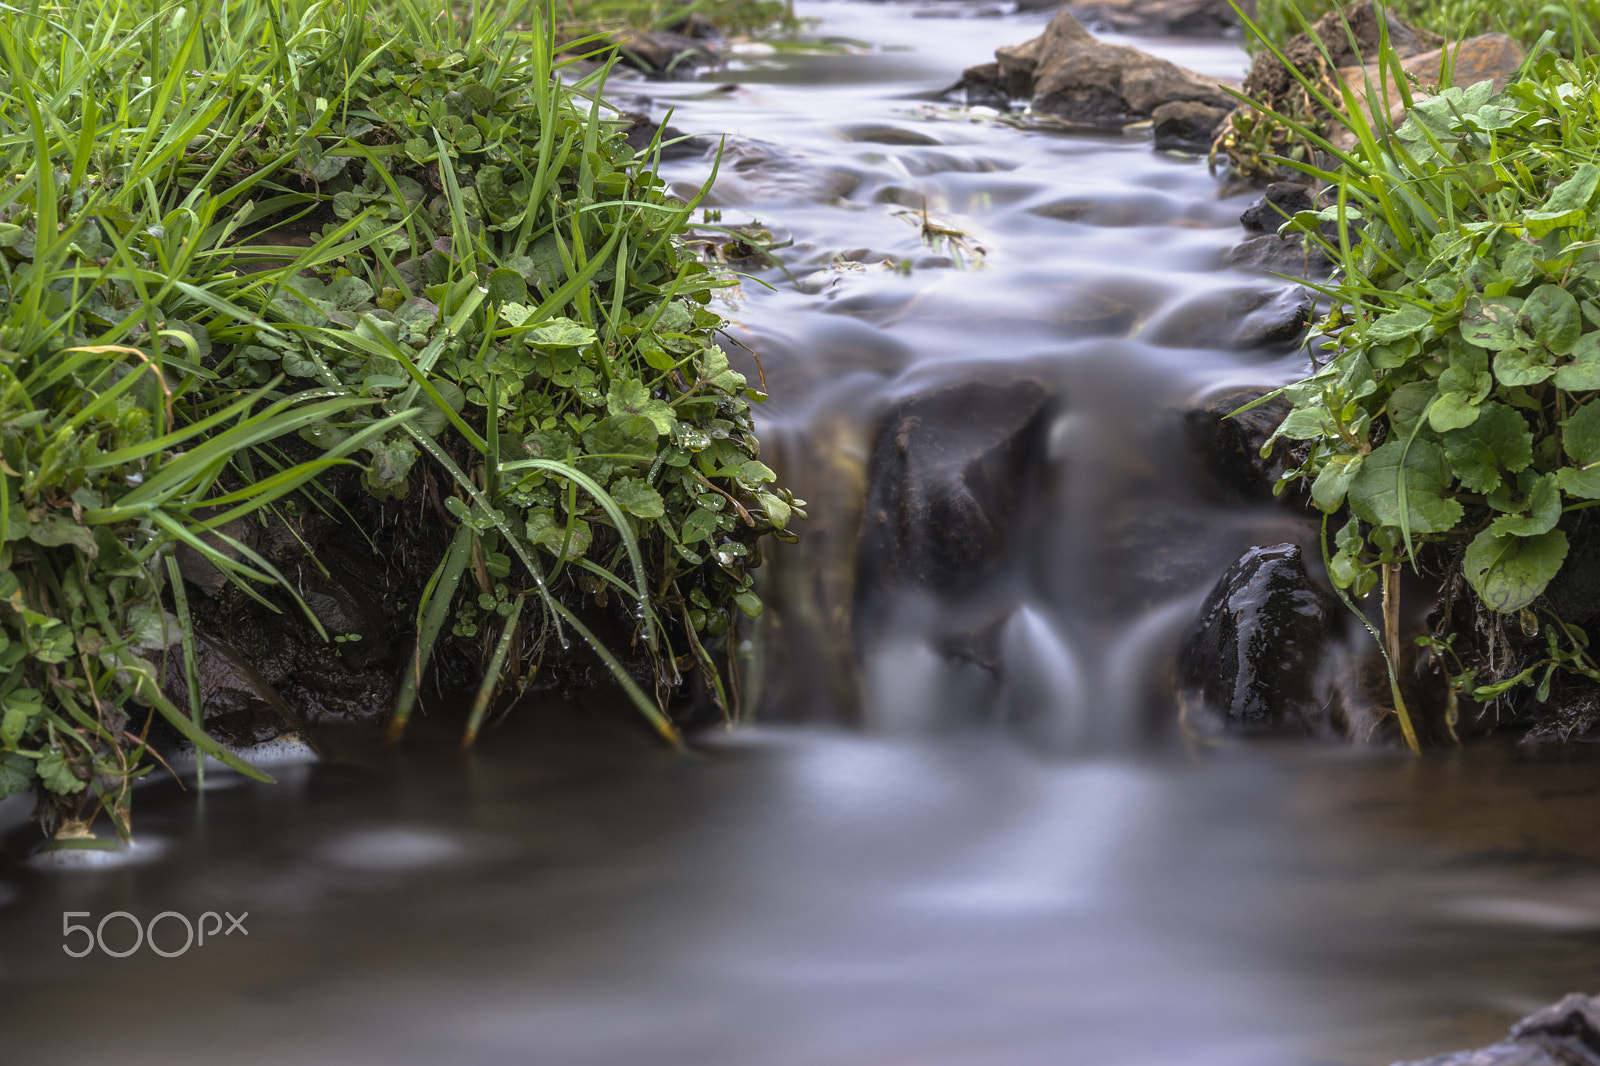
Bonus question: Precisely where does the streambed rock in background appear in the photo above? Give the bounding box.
[951,11,1235,128]
[1392,993,1600,1066]
[1152,100,1229,153]
[1069,0,1248,34]
[1175,543,1343,736]
[603,30,719,78]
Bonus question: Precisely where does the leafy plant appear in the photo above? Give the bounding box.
[1248,12,1600,744]
[1,0,799,838]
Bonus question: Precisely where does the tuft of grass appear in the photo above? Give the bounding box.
[1251,0,1600,58]
[0,0,800,839]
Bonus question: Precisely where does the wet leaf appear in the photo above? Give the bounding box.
[1347,439,1464,534]
[37,749,85,795]
[1526,163,1599,236]
[0,753,34,799]
[1464,528,1568,612]
[1441,401,1533,493]
[1486,472,1561,536]
[611,478,664,519]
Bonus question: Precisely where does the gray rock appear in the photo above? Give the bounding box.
[1392,993,1600,1066]
[1152,100,1228,153]
[1176,543,1343,735]
[981,11,1235,129]
[1240,182,1315,232]
[1229,233,1333,277]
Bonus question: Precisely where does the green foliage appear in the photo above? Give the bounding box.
[1250,0,1600,58]
[0,0,798,836]
[1265,44,1600,710]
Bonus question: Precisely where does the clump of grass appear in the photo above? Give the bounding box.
[1240,0,1600,745]
[1252,0,1599,59]
[0,0,799,838]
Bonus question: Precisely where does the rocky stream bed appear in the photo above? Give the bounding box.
[1,3,1597,1065]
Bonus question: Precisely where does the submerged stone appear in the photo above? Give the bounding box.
[1175,543,1342,736]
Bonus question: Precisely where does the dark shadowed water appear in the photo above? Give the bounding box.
[2,4,1597,1064]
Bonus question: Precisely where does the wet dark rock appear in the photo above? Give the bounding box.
[856,375,1056,610]
[1240,182,1314,233]
[1150,285,1312,349]
[1151,100,1228,153]
[948,60,1032,108]
[1184,387,1293,502]
[620,112,708,161]
[1392,993,1600,1066]
[1176,543,1343,736]
[607,30,719,78]
[174,515,257,597]
[1544,512,1600,627]
[1229,233,1333,277]
[1070,0,1248,35]
[956,11,1234,130]
[664,10,719,38]
[161,635,300,747]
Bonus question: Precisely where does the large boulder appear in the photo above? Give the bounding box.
[1392,993,1600,1066]
[954,11,1235,128]
[1175,543,1343,736]
[855,375,1056,611]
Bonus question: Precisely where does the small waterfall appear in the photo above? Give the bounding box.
[996,605,1089,751]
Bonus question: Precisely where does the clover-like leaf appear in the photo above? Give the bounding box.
[1554,331,1600,391]
[611,477,665,520]
[1526,163,1599,237]
[1521,284,1582,356]
[37,749,85,795]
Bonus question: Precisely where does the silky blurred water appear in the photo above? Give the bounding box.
[2,5,1598,1064]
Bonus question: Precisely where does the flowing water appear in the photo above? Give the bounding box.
[3,4,1600,1064]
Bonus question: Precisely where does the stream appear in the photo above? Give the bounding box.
[3,4,1600,1064]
